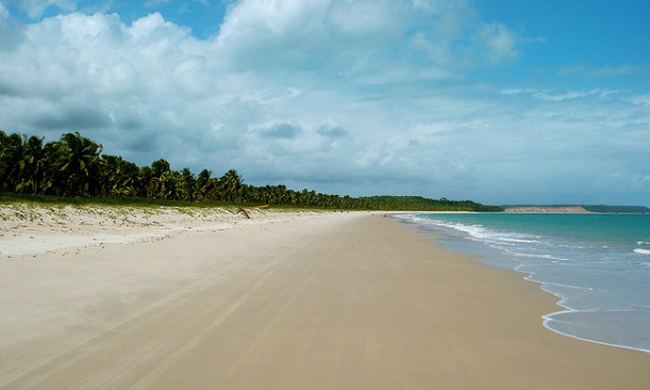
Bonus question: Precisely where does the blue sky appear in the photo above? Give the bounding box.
[0,0,648,205]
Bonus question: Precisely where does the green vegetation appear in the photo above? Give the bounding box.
[583,205,650,213]
[0,193,245,209]
[360,196,503,212]
[0,131,501,211]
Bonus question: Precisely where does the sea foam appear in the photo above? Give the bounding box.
[395,212,650,353]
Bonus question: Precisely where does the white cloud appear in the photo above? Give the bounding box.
[216,0,520,74]
[0,2,9,19]
[629,94,650,106]
[475,22,518,63]
[327,0,401,36]
[18,0,77,19]
[0,1,647,204]
[500,88,621,102]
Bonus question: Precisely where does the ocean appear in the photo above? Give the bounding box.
[395,213,650,353]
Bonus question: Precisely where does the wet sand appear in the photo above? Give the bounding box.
[1,213,649,389]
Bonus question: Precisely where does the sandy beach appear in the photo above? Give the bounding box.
[1,209,649,389]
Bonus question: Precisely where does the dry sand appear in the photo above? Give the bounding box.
[1,210,648,389]
[0,204,312,257]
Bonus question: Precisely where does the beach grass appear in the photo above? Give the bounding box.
[0,193,336,212]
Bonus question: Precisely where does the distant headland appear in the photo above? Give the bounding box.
[504,205,650,213]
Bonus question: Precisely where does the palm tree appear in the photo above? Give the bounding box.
[149,159,173,199]
[101,155,140,197]
[18,135,45,194]
[219,169,243,202]
[0,132,27,192]
[196,169,212,200]
[138,166,154,197]
[53,132,104,196]
[179,168,196,201]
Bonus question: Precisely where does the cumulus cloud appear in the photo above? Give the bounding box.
[0,0,648,204]
[17,0,77,19]
[0,2,8,19]
[256,123,301,139]
[216,0,520,75]
[475,22,519,63]
[317,124,348,139]
[31,106,112,129]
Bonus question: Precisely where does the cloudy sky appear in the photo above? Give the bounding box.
[0,0,649,205]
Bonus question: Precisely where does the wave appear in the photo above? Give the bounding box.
[394,212,650,353]
[509,252,569,261]
[543,310,650,354]
[396,214,541,244]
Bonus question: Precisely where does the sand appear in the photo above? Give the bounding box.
[0,204,314,257]
[0,210,648,389]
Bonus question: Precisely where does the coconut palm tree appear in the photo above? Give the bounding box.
[0,132,27,192]
[17,135,45,194]
[149,159,172,199]
[219,169,243,201]
[101,155,140,197]
[53,132,104,196]
[196,169,212,200]
[179,168,196,201]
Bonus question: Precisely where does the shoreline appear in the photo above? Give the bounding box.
[1,211,649,388]
[394,212,650,354]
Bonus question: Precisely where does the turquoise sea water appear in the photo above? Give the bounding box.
[395,213,650,353]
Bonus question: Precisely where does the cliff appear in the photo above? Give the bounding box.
[504,206,590,213]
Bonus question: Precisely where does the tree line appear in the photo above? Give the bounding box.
[0,131,501,211]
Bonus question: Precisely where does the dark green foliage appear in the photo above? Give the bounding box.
[0,193,248,208]
[582,205,650,213]
[0,131,502,211]
[359,196,503,212]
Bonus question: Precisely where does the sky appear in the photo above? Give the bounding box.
[0,0,648,206]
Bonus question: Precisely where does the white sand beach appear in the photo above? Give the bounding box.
[1,207,648,389]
